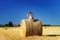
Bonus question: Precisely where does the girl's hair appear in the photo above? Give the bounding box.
[27,11,33,16]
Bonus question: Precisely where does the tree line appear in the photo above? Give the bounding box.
[0,21,51,27]
[0,21,20,27]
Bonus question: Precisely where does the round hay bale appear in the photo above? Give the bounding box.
[33,19,42,36]
[20,19,42,36]
[20,19,26,37]
[21,19,33,36]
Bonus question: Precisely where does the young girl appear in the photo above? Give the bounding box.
[27,12,34,21]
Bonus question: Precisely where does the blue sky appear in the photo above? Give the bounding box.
[0,0,60,25]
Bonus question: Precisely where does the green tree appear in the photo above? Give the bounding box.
[5,24,8,26]
[43,24,51,26]
[8,21,14,26]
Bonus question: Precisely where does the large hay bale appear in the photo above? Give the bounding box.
[20,19,42,36]
[32,19,42,36]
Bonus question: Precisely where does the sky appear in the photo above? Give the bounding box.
[0,0,60,25]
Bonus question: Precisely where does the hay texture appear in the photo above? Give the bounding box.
[20,19,42,36]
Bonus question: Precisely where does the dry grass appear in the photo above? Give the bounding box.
[0,27,60,40]
[43,26,60,35]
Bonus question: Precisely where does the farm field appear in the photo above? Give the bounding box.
[0,26,60,40]
[43,26,60,35]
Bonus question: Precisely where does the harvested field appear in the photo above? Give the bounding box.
[0,26,60,40]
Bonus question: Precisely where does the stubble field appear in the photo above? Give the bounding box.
[0,26,60,40]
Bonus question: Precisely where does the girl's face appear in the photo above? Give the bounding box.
[27,13,32,16]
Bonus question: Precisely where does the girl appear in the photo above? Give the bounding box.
[27,12,34,21]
